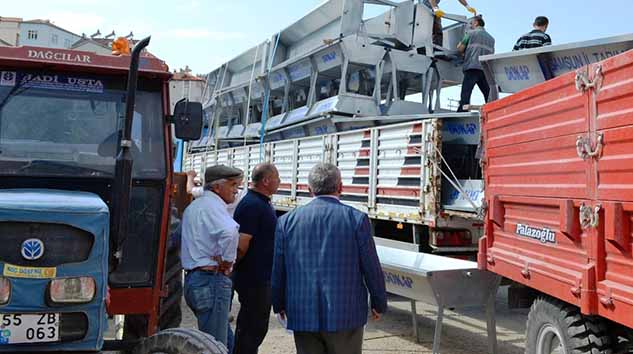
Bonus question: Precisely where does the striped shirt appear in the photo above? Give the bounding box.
[513,30,552,51]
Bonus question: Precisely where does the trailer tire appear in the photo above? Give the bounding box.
[133,327,227,354]
[525,297,612,354]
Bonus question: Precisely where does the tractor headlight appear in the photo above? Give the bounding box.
[0,277,10,305]
[48,277,96,304]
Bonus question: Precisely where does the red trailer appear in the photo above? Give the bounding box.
[480,49,633,353]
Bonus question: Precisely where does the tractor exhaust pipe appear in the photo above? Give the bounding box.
[110,36,151,271]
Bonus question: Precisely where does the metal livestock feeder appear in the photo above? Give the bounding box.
[194,0,471,148]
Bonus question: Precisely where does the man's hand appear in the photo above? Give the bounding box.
[466,6,477,15]
[218,260,233,275]
[212,256,234,275]
[433,8,445,18]
[371,309,382,321]
[186,170,197,178]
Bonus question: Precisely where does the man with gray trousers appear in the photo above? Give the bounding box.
[271,163,387,354]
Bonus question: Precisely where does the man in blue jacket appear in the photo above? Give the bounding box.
[271,163,387,354]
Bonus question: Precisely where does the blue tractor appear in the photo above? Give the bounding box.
[0,38,226,353]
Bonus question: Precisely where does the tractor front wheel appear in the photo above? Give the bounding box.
[133,327,227,354]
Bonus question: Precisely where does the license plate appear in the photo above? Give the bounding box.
[0,313,59,344]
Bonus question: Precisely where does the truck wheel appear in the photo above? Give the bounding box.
[133,327,227,354]
[525,297,612,354]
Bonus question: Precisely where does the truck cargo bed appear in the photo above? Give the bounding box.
[480,49,633,328]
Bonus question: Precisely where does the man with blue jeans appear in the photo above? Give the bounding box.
[181,164,243,353]
[272,163,387,354]
[233,163,280,354]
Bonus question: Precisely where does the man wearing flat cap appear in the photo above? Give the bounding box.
[181,164,243,353]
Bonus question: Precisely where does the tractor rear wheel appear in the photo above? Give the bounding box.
[122,207,183,342]
[133,327,227,354]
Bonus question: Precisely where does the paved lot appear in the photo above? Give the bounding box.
[106,286,527,353]
[177,286,528,354]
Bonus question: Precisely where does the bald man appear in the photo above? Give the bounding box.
[232,163,281,354]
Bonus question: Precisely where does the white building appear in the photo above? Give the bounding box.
[72,37,115,55]
[0,17,21,46]
[169,66,206,111]
[18,19,80,49]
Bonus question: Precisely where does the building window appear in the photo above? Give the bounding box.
[51,34,58,44]
[27,30,38,40]
[64,39,72,48]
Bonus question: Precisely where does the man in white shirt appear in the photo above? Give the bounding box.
[181,165,243,353]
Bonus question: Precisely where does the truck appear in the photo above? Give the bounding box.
[479,41,633,353]
[0,39,227,353]
[185,113,484,255]
[183,0,633,352]
[184,0,485,256]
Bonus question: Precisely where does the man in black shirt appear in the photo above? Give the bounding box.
[513,16,552,51]
[232,163,280,354]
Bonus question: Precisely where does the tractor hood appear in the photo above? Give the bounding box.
[0,189,109,236]
[0,189,110,352]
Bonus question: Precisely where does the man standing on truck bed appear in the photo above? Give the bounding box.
[181,164,244,353]
[423,0,477,46]
[513,16,552,51]
[457,15,495,112]
[232,163,281,354]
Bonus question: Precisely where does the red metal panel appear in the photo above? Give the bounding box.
[486,134,591,199]
[108,288,155,314]
[595,51,633,132]
[593,51,633,202]
[484,196,595,313]
[597,202,633,327]
[377,187,420,198]
[596,126,633,201]
[483,69,588,150]
[593,51,633,328]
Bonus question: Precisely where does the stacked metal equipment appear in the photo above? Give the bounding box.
[190,0,469,152]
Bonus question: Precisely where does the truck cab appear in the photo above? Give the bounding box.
[0,45,205,352]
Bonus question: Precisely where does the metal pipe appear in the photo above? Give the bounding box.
[110,36,151,270]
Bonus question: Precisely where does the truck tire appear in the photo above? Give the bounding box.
[133,327,227,354]
[525,297,612,354]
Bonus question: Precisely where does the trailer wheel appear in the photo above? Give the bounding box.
[133,327,227,354]
[525,297,612,354]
